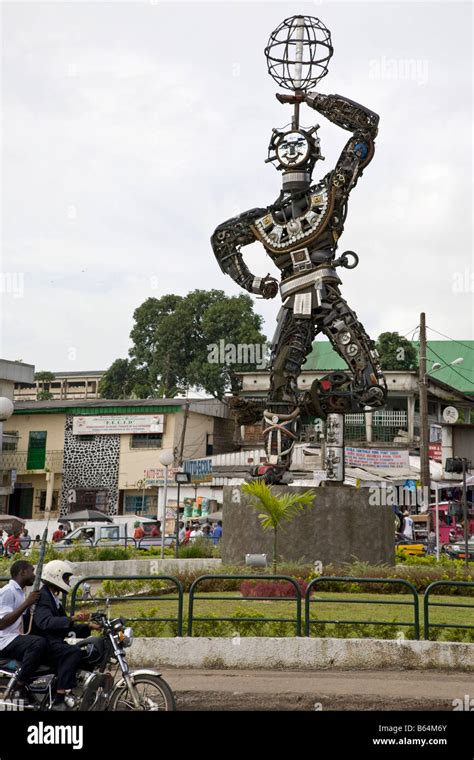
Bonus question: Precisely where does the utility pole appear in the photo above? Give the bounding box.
[419,312,431,508]
[177,401,190,467]
[462,458,469,570]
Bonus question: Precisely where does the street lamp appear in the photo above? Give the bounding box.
[430,358,464,372]
[159,449,174,560]
[175,472,191,557]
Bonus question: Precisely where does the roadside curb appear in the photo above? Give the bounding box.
[128,636,474,671]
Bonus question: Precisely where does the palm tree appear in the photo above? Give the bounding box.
[34,371,56,401]
[242,480,315,573]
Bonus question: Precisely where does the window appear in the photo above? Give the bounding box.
[99,526,120,541]
[35,490,59,512]
[27,431,47,469]
[72,489,107,511]
[124,495,157,515]
[130,433,163,449]
[2,432,18,452]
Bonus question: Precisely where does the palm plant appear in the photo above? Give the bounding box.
[242,480,315,573]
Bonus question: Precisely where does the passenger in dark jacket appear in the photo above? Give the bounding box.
[32,560,99,710]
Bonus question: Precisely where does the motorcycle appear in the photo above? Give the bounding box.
[0,609,176,711]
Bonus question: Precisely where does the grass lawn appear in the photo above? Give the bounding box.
[72,590,474,640]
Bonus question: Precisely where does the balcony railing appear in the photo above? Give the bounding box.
[0,450,64,474]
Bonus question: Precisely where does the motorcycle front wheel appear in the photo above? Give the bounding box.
[108,674,176,711]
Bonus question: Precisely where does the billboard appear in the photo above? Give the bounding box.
[73,415,164,435]
[344,447,410,469]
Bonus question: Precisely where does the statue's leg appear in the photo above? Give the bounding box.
[309,279,387,415]
[262,303,315,480]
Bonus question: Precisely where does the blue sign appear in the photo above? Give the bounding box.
[183,458,213,482]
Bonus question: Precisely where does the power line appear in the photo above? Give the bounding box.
[426,345,473,388]
[426,326,474,353]
[401,324,420,339]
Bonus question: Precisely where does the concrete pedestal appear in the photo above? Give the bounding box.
[221,485,395,567]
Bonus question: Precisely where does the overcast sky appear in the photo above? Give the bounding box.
[1,1,472,374]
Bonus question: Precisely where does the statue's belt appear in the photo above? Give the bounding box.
[279,266,341,300]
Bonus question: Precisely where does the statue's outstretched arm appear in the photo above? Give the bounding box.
[305,92,379,138]
[305,91,380,200]
[211,208,278,299]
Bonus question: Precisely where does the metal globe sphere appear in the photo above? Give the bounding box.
[265,15,333,91]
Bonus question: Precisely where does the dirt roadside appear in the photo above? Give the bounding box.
[159,667,474,711]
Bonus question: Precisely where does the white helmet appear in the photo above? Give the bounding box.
[41,560,74,593]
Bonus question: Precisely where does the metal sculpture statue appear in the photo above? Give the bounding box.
[211,15,387,482]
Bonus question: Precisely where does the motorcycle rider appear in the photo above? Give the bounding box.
[0,560,45,702]
[32,559,100,711]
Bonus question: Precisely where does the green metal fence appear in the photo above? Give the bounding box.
[69,575,184,636]
[423,580,474,640]
[187,574,303,636]
[305,576,420,639]
[3,573,474,641]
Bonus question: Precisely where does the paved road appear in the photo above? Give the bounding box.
[159,668,474,711]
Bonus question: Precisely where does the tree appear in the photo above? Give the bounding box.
[34,371,55,401]
[103,290,268,399]
[376,332,418,371]
[242,481,315,573]
[98,359,148,400]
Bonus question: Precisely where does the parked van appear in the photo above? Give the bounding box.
[54,522,173,550]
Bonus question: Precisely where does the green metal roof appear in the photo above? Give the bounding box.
[13,405,182,415]
[305,340,474,393]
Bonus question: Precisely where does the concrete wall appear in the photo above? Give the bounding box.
[129,636,474,672]
[69,557,222,578]
[221,485,394,566]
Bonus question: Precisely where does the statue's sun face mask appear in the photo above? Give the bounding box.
[276,131,311,169]
[268,127,322,191]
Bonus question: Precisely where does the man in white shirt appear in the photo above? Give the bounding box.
[402,511,415,540]
[0,560,47,698]
[190,524,203,542]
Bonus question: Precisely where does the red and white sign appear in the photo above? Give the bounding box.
[428,442,442,462]
[344,447,409,470]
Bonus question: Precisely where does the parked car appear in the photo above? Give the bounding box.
[443,539,474,561]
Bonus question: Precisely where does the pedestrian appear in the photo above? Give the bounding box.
[178,522,186,544]
[182,524,192,544]
[4,531,22,557]
[133,522,145,540]
[0,560,46,702]
[52,524,65,543]
[402,511,414,540]
[190,524,203,542]
[19,529,31,551]
[426,529,436,555]
[212,520,223,545]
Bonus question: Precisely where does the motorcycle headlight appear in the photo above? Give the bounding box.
[119,627,134,648]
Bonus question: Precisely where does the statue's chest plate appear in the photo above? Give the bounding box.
[252,186,333,254]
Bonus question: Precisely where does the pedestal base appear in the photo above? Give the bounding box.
[221,485,395,567]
